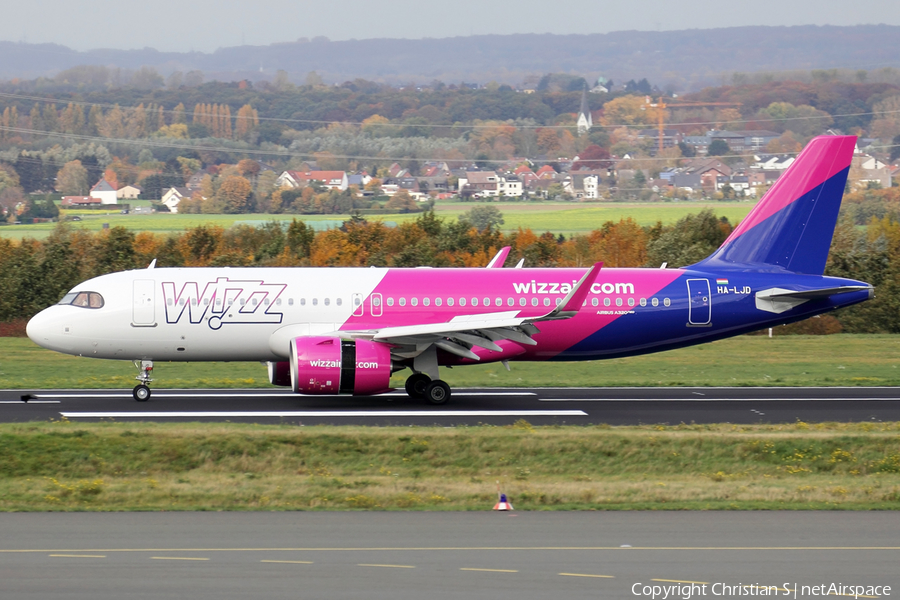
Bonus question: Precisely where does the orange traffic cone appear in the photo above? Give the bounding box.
[493,492,513,511]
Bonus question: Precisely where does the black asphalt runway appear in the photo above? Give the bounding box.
[3,386,900,425]
[0,512,896,600]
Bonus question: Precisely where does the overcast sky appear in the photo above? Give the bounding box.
[5,0,900,53]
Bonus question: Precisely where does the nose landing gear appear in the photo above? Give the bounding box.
[133,360,153,401]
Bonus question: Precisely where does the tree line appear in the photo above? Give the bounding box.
[1,198,898,333]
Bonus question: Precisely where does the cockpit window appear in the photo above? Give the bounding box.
[58,291,104,309]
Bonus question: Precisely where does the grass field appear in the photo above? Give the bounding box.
[0,201,756,240]
[1,421,898,511]
[1,334,899,390]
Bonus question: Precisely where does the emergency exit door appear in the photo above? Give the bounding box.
[687,279,711,326]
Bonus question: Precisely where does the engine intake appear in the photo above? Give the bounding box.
[288,336,392,395]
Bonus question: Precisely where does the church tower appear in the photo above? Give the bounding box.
[576,86,592,136]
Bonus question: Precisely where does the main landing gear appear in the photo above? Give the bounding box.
[402,346,451,404]
[133,360,153,402]
[404,372,451,405]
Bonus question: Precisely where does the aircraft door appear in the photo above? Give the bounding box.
[133,279,156,326]
[687,279,711,326]
[351,293,364,317]
[370,293,383,317]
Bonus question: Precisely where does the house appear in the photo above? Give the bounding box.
[161,187,191,213]
[116,185,142,199]
[850,154,892,189]
[90,179,118,205]
[458,171,523,198]
[535,165,559,180]
[570,174,602,199]
[752,154,795,171]
[276,170,349,191]
[61,196,101,207]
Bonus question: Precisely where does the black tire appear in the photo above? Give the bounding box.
[133,384,151,402]
[424,380,451,405]
[405,373,431,399]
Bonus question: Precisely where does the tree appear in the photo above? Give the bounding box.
[869,96,900,140]
[139,174,183,200]
[646,210,732,268]
[217,176,253,214]
[572,145,612,171]
[55,160,89,195]
[131,66,164,90]
[384,190,419,212]
[677,141,696,158]
[758,102,833,137]
[463,206,504,232]
[707,139,730,156]
[891,135,900,163]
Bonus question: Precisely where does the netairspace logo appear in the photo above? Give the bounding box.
[631,582,891,599]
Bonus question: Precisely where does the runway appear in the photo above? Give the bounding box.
[2,386,900,425]
[0,512,896,600]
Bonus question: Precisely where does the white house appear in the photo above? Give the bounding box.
[275,170,349,191]
[161,187,190,213]
[90,179,118,205]
[458,171,523,198]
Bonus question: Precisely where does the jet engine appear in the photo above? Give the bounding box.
[267,360,292,387]
[281,336,392,395]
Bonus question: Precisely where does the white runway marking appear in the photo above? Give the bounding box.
[60,410,588,418]
[0,400,60,404]
[539,397,900,402]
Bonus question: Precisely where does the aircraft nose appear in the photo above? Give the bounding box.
[26,307,74,353]
[26,308,53,346]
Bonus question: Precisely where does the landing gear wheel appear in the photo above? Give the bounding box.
[405,373,431,399]
[133,384,151,402]
[424,380,451,405]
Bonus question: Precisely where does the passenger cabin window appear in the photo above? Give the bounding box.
[60,291,104,309]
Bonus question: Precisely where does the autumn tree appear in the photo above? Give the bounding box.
[55,160,89,195]
[217,175,253,213]
[757,102,833,137]
[384,190,419,212]
[234,104,259,141]
[870,95,900,140]
[572,145,612,171]
[599,95,660,128]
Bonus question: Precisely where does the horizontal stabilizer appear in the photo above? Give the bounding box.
[755,285,874,314]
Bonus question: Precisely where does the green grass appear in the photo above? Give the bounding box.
[1,421,899,511]
[0,201,756,240]
[1,334,899,390]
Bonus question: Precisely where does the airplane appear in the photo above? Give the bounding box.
[26,135,873,404]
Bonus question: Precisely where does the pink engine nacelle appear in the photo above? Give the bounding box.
[267,336,393,395]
